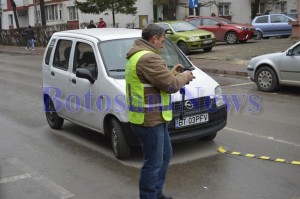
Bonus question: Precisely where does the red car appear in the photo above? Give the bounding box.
[186,16,256,44]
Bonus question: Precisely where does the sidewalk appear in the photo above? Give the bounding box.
[0,44,248,76]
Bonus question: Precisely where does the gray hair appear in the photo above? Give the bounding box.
[142,24,165,41]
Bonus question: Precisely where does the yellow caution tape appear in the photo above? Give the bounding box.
[218,146,299,166]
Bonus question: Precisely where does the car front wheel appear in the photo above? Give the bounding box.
[255,67,279,92]
[254,31,262,40]
[177,41,189,54]
[45,98,64,129]
[110,118,130,159]
[225,32,238,44]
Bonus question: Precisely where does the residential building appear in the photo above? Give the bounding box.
[1,0,153,29]
[0,0,298,30]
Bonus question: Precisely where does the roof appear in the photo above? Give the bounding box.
[53,28,142,41]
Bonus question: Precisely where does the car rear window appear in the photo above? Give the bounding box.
[255,16,268,23]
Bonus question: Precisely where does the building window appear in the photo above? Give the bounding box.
[259,3,265,14]
[68,6,78,20]
[45,4,62,21]
[219,3,230,16]
[9,14,13,25]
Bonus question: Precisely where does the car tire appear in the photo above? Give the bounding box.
[255,67,279,92]
[203,47,212,52]
[110,118,130,159]
[225,31,238,44]
[254,31,262,40]
[45,98,64,129]
[202,132,217,141]
[177,41,189,55]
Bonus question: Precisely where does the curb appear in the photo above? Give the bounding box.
[200,68,248,77]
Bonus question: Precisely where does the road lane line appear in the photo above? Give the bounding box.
[7,158,74,199]
[0,173,32,184]
[225,127,300,147]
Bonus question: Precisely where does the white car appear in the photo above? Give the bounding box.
[247,41,300,92]
[42,28,227,159]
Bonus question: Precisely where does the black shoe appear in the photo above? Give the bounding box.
[158,194,173,199]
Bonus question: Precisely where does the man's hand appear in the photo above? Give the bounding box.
[171,64,183,76]
[183,70,196,83]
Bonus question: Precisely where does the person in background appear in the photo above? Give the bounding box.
[125,24,195,199]
[98,18,107,28]
[87,20,96,29]
[211,12,216,17]
[158,17,163,22]
[25,26,35,50]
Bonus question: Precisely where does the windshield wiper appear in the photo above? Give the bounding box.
[109,69,125,72]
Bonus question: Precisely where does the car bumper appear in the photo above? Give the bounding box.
[238,30,256,40]
[123,105,227,145]
[247,66,255,81]
[186,39,216,50]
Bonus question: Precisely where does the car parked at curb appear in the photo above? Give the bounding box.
[42,28,227,159]
[247,41,300,92]
[186,16,256,44]
[156,20,216,54]
[252,14,296,40]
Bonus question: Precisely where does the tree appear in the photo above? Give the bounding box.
[75,0,137,27]
[40,0,46,26]
[11,0,19,28]
[251,0,260,19]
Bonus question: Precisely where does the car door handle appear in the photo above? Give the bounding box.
[51,71,55,76]
[71,79,76,84]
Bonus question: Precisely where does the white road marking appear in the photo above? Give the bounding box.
[0,173,32,184]
[6,158,74,199]
[222,82,254,88]
[225,127,300,147]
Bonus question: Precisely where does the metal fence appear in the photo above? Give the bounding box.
[0,23,87,47]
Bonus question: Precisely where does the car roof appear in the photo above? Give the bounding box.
[255,13,296,20]
[53,28,142,41]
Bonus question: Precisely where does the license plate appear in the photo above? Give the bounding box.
[203,40,212,44]
[175,113,209,128]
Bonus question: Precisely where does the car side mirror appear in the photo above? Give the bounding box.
[76,68,95,84]
[286,49,293,56]
[216,22,222,27]
[165,29,174,35]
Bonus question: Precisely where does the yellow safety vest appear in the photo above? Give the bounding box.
[125,50,172,124]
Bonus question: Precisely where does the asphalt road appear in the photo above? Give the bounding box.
[0,40,300,199]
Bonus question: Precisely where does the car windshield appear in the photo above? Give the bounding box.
[170,21,198,32]
[215,17,236,24]
[99,38,192,79]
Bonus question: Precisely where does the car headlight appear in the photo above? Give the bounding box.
[215,86,225,107]
[236,26,247,30]
[189,36,200,41]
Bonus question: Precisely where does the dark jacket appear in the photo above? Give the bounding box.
[25,27,35,40]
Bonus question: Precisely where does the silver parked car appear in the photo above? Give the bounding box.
[247,41,300,92]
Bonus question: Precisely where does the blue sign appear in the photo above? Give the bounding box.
[189,0,198,8]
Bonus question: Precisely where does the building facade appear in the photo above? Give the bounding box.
[0,0,298,30]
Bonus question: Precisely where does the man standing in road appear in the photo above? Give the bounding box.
[125,24,195,199]
[97,18,107,28]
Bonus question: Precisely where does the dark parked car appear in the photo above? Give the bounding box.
[186,16,256,44]
[252,14,296,40]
